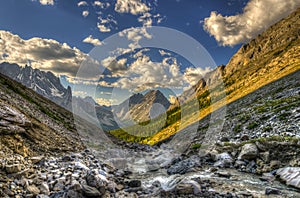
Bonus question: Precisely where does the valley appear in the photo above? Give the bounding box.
[0,4,299,198]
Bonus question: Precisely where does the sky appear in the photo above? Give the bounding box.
[0,0,299,105]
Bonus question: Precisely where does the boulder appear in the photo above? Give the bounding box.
[5,164,21,174]
[167,156,200,175]
[39,182,50,195]
[26,185,40,195]
[82,184,102,197]
[265,187,281,195]
[276,167,300,189]
[213,153,233,168]
[128,180,141,188]
[86,170,107,190]
[238,143,258,160]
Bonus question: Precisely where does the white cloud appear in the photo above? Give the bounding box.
[97,23,111,32]
[109,55,184,91]
[99,53,213,91]
[95,98,116,106]
[204,0,300,46]
[38,0,54,5]
[98,81,115,87]
[82,10,89,17]
[118,27,152,50]
[66,77,104,85]
[94,1,110,9]
[120,27,152,41]
[159,49,172,57]
[183,67,212,86]
[137,13,164,27]
[114,0,150,15]
[83,35,103,46]
[132,48,150,59]
[97,15,117,33]
[138,12,153,26]
[78,1,88,6]
[0,30,91,77]
[73,90,88,96]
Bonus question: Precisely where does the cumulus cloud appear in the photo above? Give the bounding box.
[78,1,88,6]
[138,12,153,26]
[0,30,90,77]
[103,55,184,92]
[83,35,103,46]
[73,90,88,96]
[114,0,150,15]
[118,27,152,50]
[159,49,172,57]
[38,0,54,5]
[97,23,111,32]
[94,1,110,9]
[98,53,213,91]
[183,67,212,86]
[132,48,150,59]
[95,98,116,106]
[82,10,89,17]
[204,0,300,46]
[138,12,164,27]
[96,15,117,33]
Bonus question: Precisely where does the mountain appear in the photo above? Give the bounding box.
[148,7,300,144]
[112,90,170,124]
[72,96,119,131]
[0,62,72,109]
[0,62,121,131]
[0,71,84,157]
[111,7,300,144]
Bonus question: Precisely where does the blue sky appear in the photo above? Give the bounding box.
[1,0,299,105]
[0,0,246,65]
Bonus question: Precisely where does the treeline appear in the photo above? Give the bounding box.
[109,90,212,143]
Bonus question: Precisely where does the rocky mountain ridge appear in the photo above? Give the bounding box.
[112,90,170,124]
[144,7,300,144]
[0,62,72,109]
[0,72,84,157]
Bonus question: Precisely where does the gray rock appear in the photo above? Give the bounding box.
[82,184,102,197]
[214,153,233,168]
[30,156,44,164]
[128,180,141,188]
[26,185,40,195]
[86,170,107,190]
[115,191,138,198]
[238,143,258,160]
[5,164,21,174]
[65,190,84,198]
[167,156,200,175]
[174,183,194,195]
[276,167,300,189]
[265,187,281,195]
[39,182,50,195]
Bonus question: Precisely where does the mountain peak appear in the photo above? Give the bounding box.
[0,62,72,109]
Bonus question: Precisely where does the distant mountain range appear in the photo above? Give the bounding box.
[1,8,299,146]
[0,70,84,157]
[111,7,300,144]
[0,62,172,131]
[112,90,170,124]
[0,62,72,109]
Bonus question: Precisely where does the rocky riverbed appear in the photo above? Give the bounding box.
[1,137,300,198]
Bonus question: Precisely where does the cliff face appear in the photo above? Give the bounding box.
[0,62,72,109]
[142,8,300,144]
[223,7,300,102]
[113,90,170,124]
[0,72,84,157]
